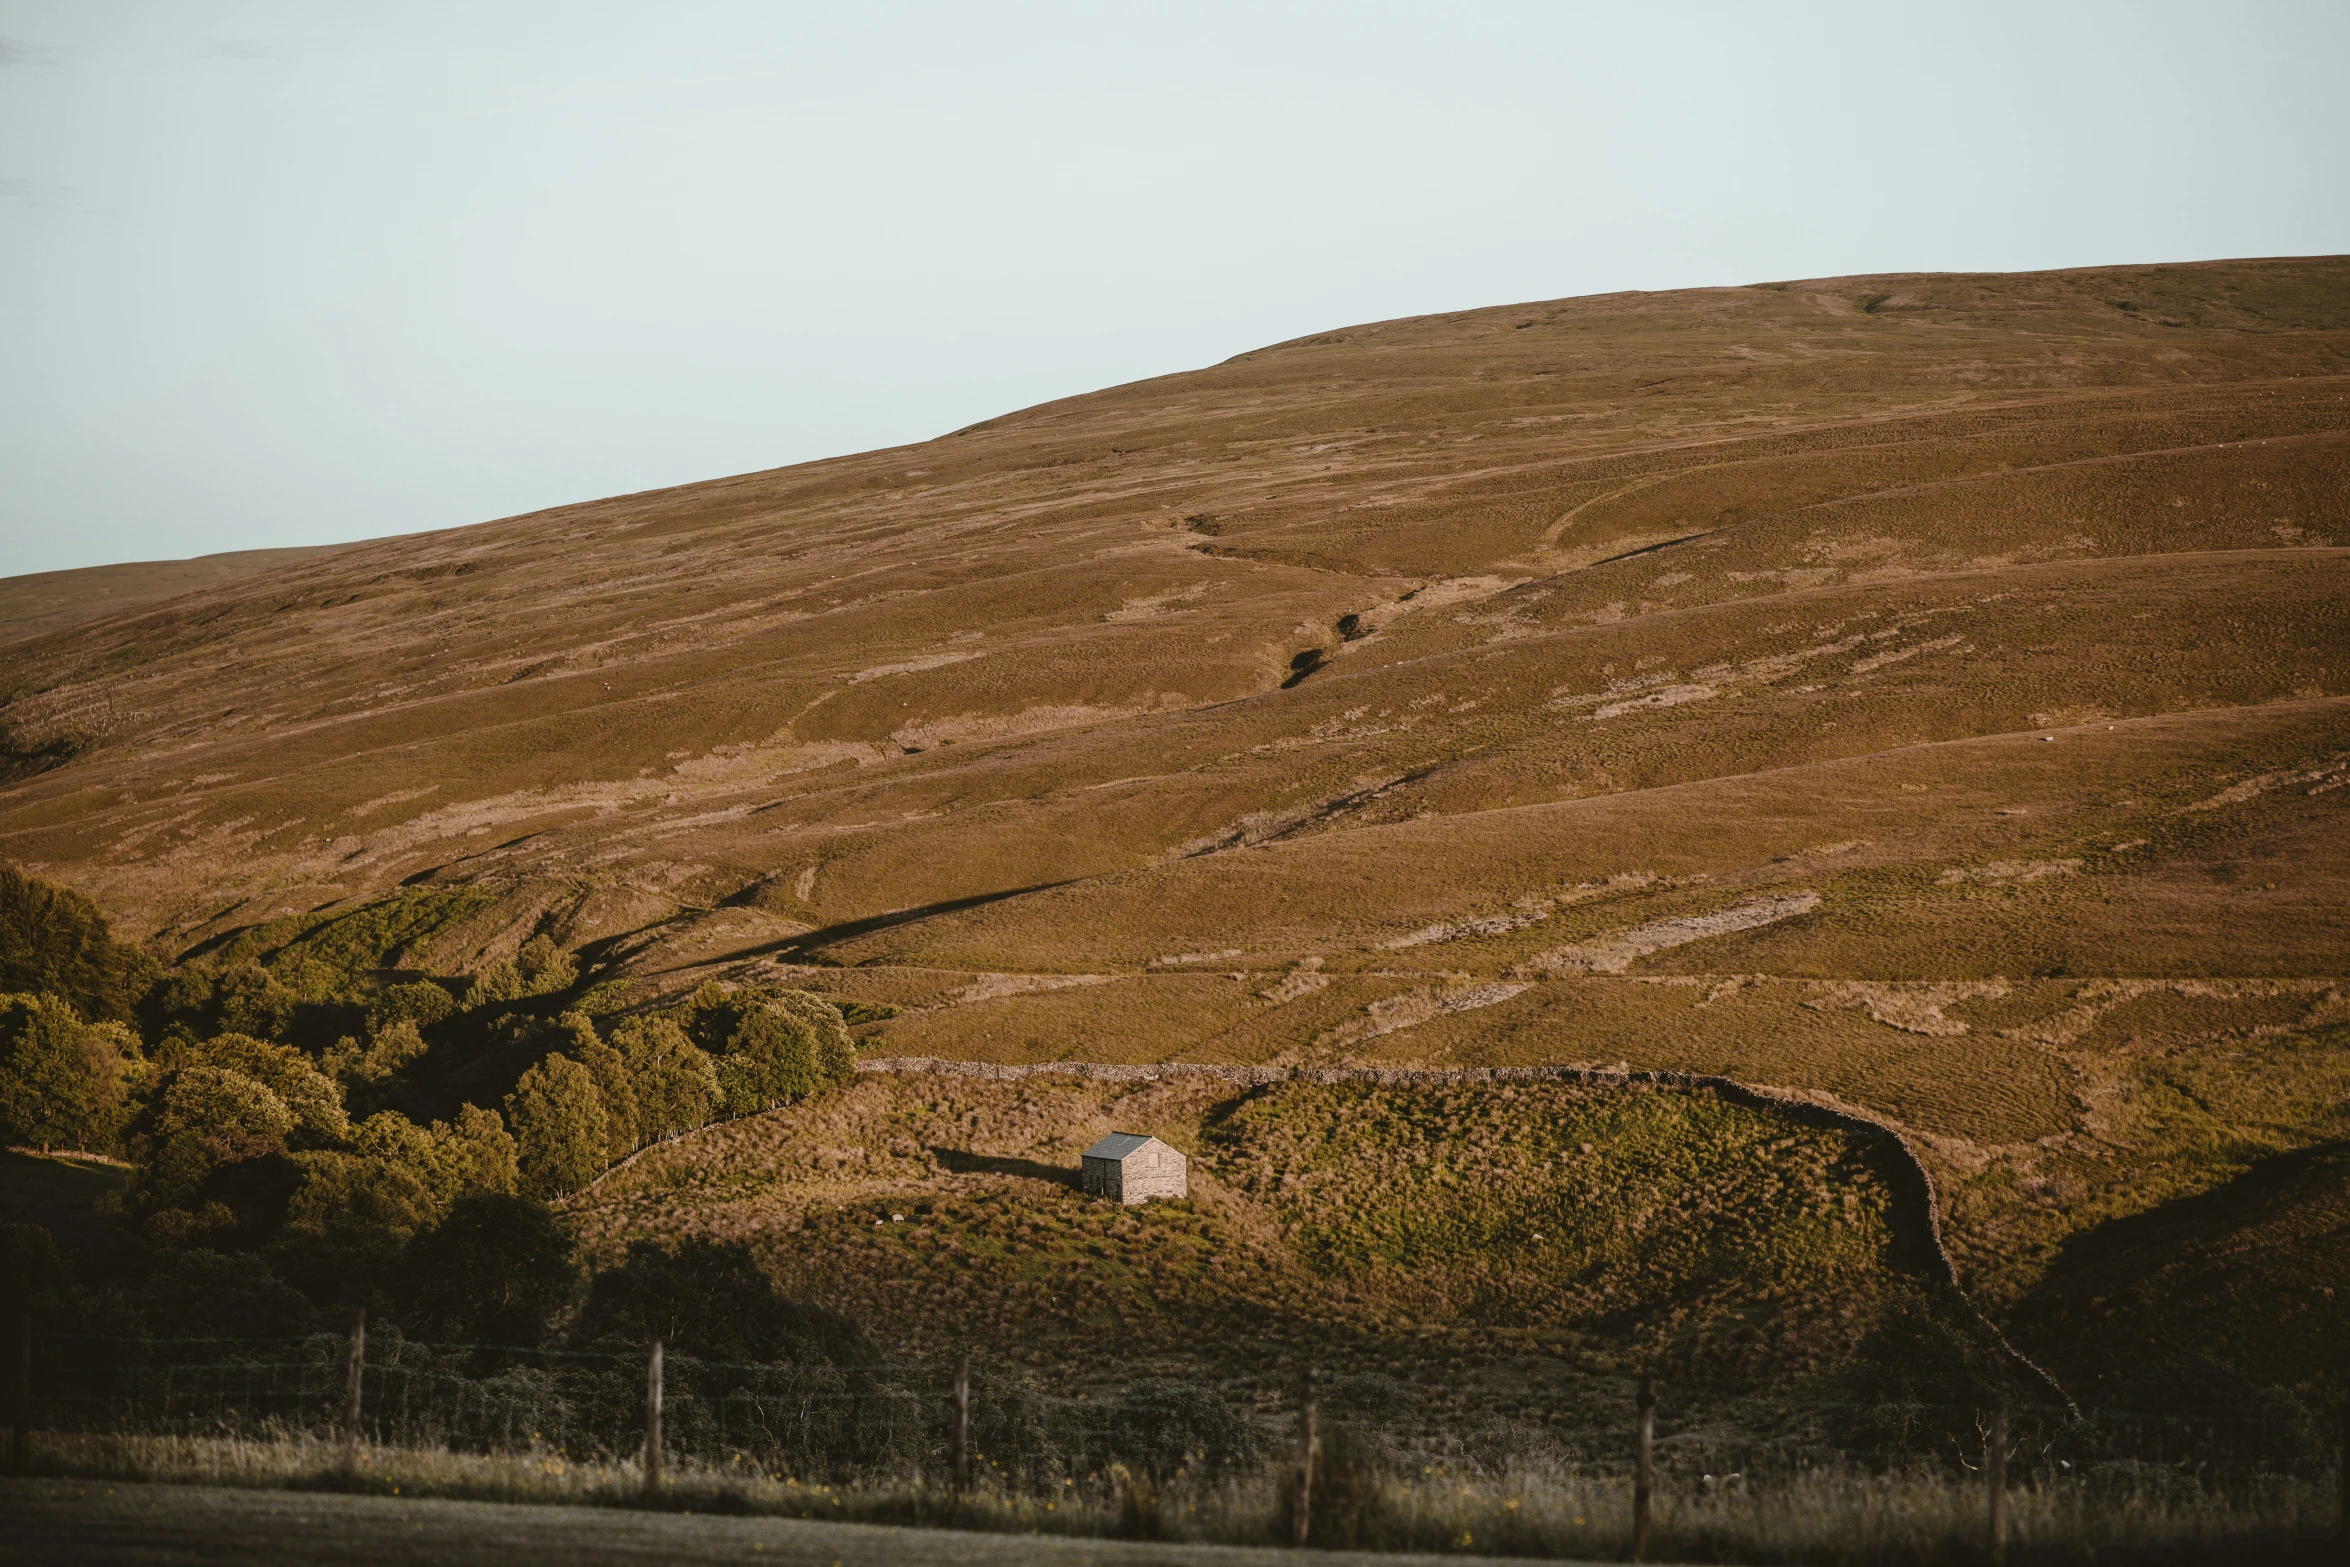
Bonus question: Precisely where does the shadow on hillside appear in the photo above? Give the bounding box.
[753,881,1079,960]
[928,1147,1079,1189]
[2009,1138,2350,1408]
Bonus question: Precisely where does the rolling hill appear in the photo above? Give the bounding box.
[3,255,2346,1406]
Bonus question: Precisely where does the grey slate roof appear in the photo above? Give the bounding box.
[1082,1132,1159,1162]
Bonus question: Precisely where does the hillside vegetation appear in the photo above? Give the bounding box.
[2,257,2346,1425]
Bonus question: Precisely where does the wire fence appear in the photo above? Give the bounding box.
[17,1324,2346,1506]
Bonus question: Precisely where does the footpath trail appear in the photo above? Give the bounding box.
[2,1478,1630,1567]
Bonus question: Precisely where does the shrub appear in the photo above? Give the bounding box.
[135,1247,315,1339]
[0,1222,72,1317]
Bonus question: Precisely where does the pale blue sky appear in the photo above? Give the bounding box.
[3,1,2344,575]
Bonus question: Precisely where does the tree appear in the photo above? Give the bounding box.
[197,1033,349,1145]
[367,980,455,1033]
[686,985,858,1119]
[402,1193,579,1348]
[0,992,142,1152]
[765,988,860,1087]
[278,1147,436,1278]
[610,1014,720,1140]
[557,1013,640,1160]
[212,961,299,1040]
[157,1064,296,1163]
[506,1052,608,1197]
[573,1238,870,1365]
[0,864,158,1023]
[321,1018,431,1114]
[426,1103,519,1200]
[467,935,578,1009]
[716,1007,820,1116]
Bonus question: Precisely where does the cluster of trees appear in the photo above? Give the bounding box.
[0,864,866,1338]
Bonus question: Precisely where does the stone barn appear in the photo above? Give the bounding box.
[1080,1132,1188,1205]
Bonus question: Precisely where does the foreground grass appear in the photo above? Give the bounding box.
[22,1430,2340,1564]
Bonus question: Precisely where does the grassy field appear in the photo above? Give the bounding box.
[568,1069,1979,1409]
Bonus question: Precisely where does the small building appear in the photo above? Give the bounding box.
[1080,1132,1188,1205]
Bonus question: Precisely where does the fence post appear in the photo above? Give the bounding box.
[952,1356,970,1499]
[1293,1366,1316,1548]
[1988,1393,2009,1564]
[1632,1372,1655,1562]
[340,1307,365,1481]
[9,1310,28,1476]
[644,1339,664,1498]
[2335,1402,2345,1567]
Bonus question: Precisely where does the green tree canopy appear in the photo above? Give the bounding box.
[0,992,143,1152]
[0,864,158,1023]
[554,1012,639,1161]
[682,983,858,1119]
[609,1014,720,1141]
[507,1052,607,1197]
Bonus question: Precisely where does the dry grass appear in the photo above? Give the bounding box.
[568,1072,1941,1393]
[22,1430,2338,1564]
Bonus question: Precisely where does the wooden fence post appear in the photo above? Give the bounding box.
[1632,1373,1656,1562]
[10,1310,29,1475]
[1293,1367,1316,1548]
[2335,1402,2345,1567]
[952,1356,970,1499]
[1988,1394,2009,1564]
[340,1307,365,1480]
[644,1339,664,1497]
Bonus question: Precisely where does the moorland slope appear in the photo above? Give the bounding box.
[4,256,2347,1407]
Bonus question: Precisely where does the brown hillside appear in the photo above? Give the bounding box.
[0,545,357,647]
[4,256,2348,1365]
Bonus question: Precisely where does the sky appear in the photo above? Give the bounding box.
[2,2,2345,577]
